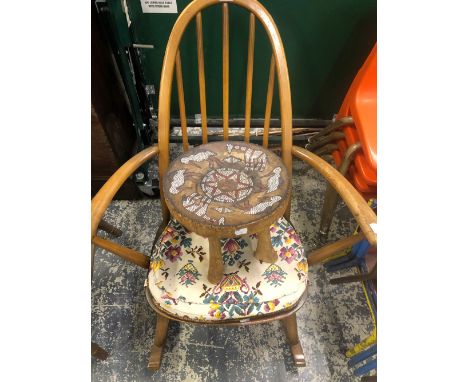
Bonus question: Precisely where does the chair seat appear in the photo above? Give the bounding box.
[148,217,308,321]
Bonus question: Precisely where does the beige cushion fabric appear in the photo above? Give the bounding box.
[147,217,308,321]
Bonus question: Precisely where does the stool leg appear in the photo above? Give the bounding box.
[255,229,278,263]
[318,143,362,243]
[282,313,306,366]
[148,314,170,371]
[208,237,224,284]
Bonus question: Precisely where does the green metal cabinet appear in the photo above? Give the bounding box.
[96,0,376,139]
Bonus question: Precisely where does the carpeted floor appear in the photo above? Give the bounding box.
[92,157,374,382]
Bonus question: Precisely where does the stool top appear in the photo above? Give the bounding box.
[163,141,290,238]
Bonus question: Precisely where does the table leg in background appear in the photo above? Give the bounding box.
[255,229,278,263]
[208,237,224,284]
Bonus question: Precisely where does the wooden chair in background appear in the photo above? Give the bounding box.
[91,0,377,371]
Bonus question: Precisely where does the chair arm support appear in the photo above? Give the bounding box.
[308,231,366,265]
[92,237,150,269]
[291,145,377,246]
[91,145,159,239]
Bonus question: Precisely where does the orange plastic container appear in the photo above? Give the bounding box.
[334,44,377,191]
[346,45,377,168]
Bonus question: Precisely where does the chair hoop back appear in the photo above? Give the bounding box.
[157,0,293,222]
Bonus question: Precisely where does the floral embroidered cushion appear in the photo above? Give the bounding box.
[147,217,308,321]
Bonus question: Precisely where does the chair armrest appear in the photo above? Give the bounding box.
[91,145,159,239]
[291,145,377,246]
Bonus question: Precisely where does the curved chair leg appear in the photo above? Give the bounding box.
[313,143,339,157]
[148,314,170,371]
[91,342,109,360]
[305,131,345,152]
[318,142,362,243]
[307,116,354,143]
[282,313,306,366]
[321,154,334,165]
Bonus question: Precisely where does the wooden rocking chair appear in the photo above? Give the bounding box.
[91,0,377,371]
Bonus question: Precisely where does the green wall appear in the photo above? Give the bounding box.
[124,0,376,120]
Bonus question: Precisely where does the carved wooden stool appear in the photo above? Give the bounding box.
[163,141,290,284]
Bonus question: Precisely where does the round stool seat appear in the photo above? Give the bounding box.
[163,141,290,239]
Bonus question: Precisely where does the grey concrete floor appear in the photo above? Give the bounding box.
[92,157,375,381]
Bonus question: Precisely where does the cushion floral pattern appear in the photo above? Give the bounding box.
[147,217,308,321]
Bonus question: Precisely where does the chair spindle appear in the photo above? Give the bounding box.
[175,50,189,151]
[244,13,255,142]
[263,54,276,148]
[196,12,208,143]
[222,4,229,140]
